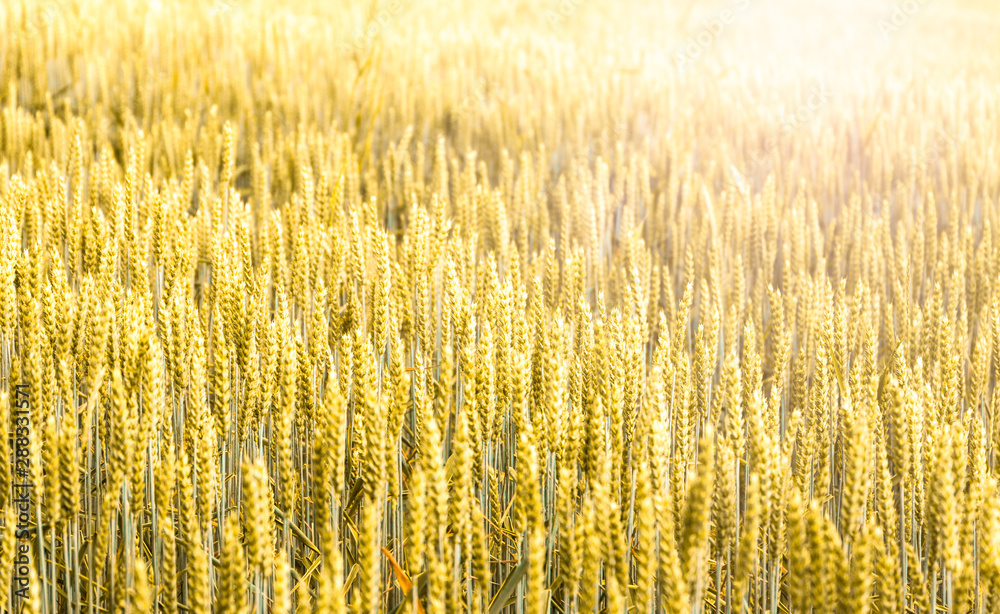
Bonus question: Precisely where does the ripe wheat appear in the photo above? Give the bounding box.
[0,0,998,613]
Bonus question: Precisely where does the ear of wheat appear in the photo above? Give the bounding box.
[0,1,998,613]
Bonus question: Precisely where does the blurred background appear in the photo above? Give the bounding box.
[1,0,998,196]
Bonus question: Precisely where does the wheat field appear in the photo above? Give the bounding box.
[0,0,999,613]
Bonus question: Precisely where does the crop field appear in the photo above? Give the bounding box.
[0,0,999,613]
